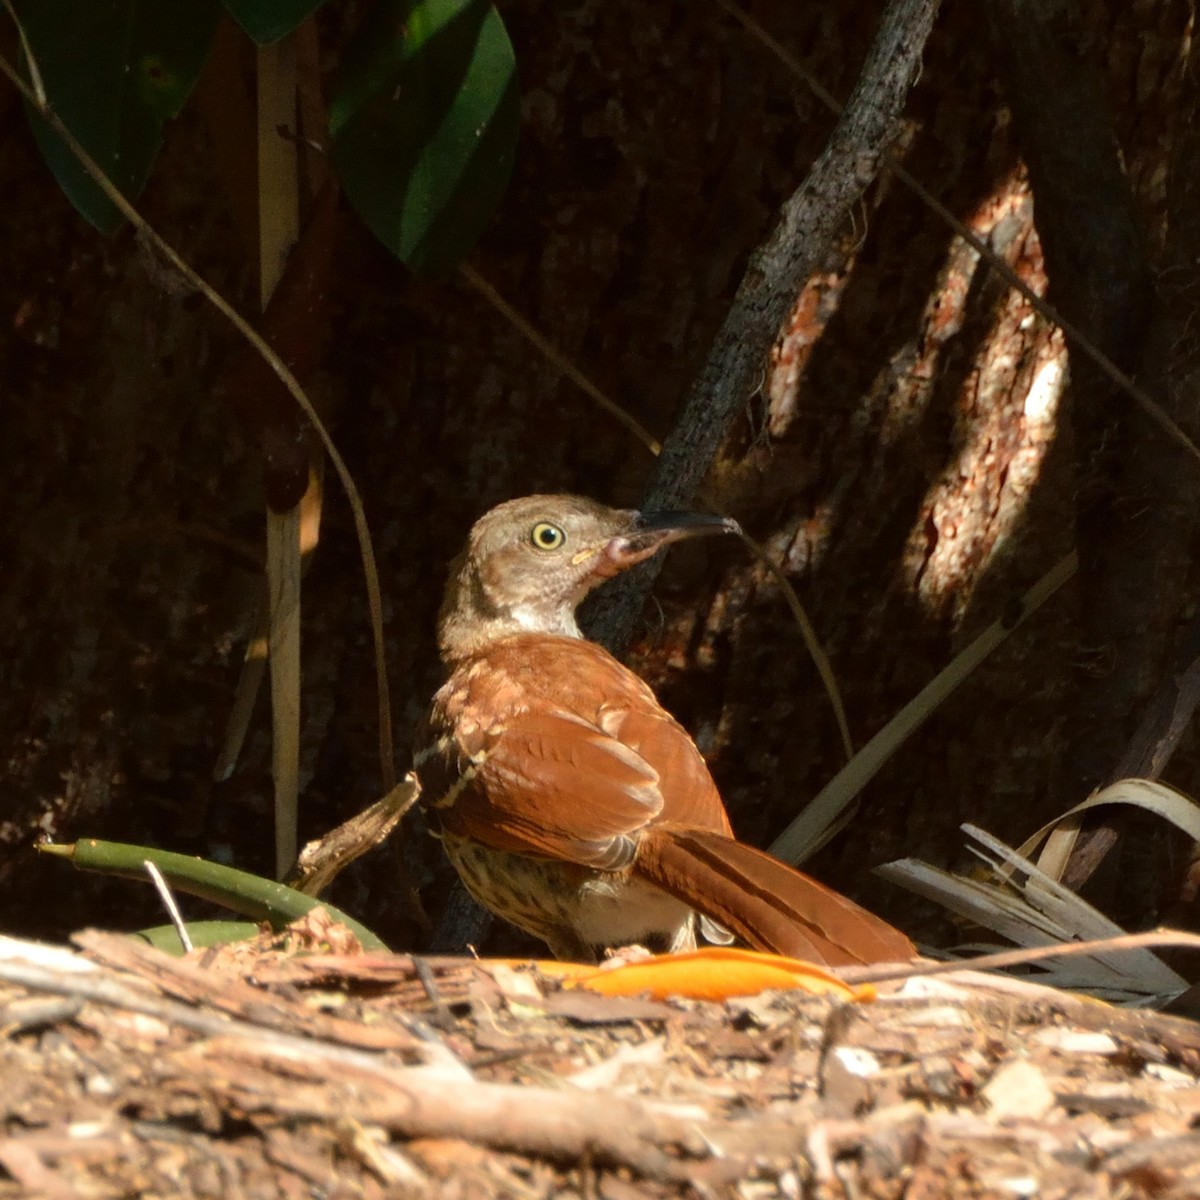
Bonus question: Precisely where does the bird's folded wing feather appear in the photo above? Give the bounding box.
[433,706,664,868]
[486,636,733,834]
[424,634,732,865]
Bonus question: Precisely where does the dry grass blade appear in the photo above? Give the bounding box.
[0,40,397,800]
[267,509,302,878]
[735,530,854,760]
[259,41,303,879]
[771,553,1077,864]
[213,604,269,783]
[877,824,1189,1003]
[216,478,323,783]
[1016,778,1200,883]
[256,39,300,306]
[966,825,1187,991]
[1,0,43,104]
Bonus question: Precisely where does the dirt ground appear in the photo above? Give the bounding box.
[1,915,1199,1199]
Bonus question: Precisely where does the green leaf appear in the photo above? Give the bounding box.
[220,0,326,45]
[135,920,262,954]
[14,0,222,232]
[329,0,518,276]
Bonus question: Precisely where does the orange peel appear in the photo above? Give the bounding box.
[490,947,874,1002]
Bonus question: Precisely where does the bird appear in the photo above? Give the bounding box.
[415,494,913,966]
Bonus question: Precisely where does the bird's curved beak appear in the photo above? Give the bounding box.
[602,509,741,572]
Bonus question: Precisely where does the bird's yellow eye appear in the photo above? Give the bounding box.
[530,521,566,551]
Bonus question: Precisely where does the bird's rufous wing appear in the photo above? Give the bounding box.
[423,635,731,866]
[437,705,662,868]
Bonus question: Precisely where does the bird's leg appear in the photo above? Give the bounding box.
[543,929,598,965]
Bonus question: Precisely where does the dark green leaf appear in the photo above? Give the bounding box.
[220,0,326,45]
[329,0,518,276]
[14,0,222,232]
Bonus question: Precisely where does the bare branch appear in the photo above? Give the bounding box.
[588,0,940,650]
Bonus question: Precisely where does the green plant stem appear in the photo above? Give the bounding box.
[40,839,388,950]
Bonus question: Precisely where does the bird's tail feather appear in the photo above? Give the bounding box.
[637,825,913,966]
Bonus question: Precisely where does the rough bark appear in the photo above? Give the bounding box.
[989,0,1200,912]
[589,0,942,652]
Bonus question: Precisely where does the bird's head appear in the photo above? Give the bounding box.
[437,494,739,659]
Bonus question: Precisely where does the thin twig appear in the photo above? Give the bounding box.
[840,927,1200,985]
[411,956,457,1030]
[0,46,397,794]
[142,860,193,954]
[714,0,1200,468]
[461,264,661,456]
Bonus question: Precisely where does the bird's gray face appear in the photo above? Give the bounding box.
[467,495,736,625]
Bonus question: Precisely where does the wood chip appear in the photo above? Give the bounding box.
[0,930,1196,1196]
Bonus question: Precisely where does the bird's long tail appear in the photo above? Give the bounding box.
[637,825,914,966]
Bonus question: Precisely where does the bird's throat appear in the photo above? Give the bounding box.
[437,565,585,660]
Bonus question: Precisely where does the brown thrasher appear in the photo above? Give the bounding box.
[416,495,913,965]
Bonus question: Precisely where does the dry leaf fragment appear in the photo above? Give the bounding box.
[982,1059,1056,1121]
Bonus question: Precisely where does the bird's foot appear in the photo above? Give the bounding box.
[599,943,656,970]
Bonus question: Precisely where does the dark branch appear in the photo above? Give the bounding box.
[587,0,942,651]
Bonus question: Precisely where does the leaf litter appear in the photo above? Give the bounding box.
[0,911,1198,1198]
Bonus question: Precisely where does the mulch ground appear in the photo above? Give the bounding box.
[1,916,1199,1199]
